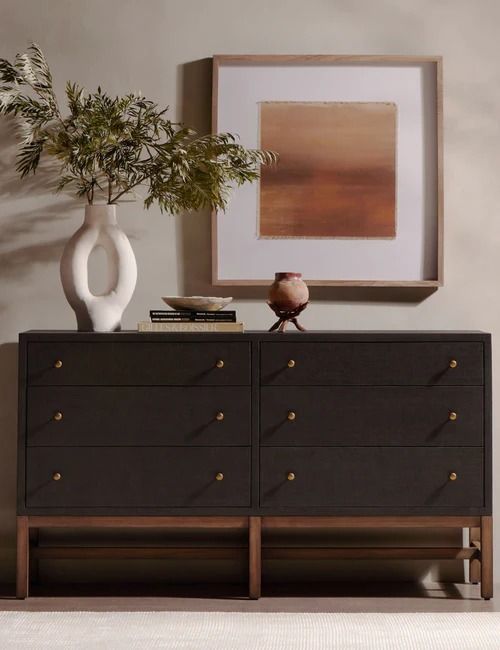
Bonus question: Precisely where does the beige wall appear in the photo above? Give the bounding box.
[0,0,499,586]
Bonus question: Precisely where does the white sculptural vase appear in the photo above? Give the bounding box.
[60,205,137,332]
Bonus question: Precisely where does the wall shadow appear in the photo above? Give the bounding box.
[0,119,62,199]
[0,119,79,302]
[177,59,436,304]
[0,234,69,281]
[176,59,214,298]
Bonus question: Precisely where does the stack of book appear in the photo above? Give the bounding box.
[138,310,244,332]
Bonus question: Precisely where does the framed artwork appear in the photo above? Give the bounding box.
[212,55,443,287]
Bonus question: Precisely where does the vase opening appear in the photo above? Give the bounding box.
[87,244,113,297]
[84,204,118,226]
[274,272,303,281]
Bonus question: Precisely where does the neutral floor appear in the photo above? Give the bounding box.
[0,582,498,613]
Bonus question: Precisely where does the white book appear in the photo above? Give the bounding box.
[138,321,244,333]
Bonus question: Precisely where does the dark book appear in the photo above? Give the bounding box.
[150,310,236,317]
[151,317,236,323]
[150,310,236,322]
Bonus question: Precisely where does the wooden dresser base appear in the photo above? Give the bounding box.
[16,515,493,600]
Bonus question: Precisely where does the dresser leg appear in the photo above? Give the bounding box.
[16,516,29,599]
[249,517,261,599]
[480,516,493,600]
[469,527,481,584]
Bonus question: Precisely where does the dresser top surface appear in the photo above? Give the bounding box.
[20,330,491,342]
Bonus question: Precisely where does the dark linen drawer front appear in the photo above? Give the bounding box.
[27,386,251,446]
[260,386,484,446]
[260,342,484,386]
[27,341,250,386]
[26,447,250,508]
[260,447,483,508]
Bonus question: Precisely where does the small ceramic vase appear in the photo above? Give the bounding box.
[268,272,309,311]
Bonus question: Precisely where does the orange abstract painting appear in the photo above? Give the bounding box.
[259,102,397,238]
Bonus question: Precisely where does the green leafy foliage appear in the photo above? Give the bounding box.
[0,44,277,209]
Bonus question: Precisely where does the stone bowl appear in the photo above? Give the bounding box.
[161,296,233,312]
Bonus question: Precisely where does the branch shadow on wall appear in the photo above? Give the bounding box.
[177,59,436,304]
[0,119,78,313]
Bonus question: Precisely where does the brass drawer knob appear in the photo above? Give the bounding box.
[287,411,296,421]
[449,472,457,481]
[215,411,225,421]
[287,359,296,368]
[448,411,457,421]
[215,359,224,369]
[52,472,62,481]
[215,472,224,481]
[53,411,63,421]
[54,360,63,369]
[287,472,296,481]
[449,359,458,369]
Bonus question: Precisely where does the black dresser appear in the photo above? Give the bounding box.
[17,331,492,599]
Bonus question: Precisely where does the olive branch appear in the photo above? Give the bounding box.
[0,43,277,211]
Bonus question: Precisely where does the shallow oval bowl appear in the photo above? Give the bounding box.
[161,296,233,312]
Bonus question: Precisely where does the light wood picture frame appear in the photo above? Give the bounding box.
[212,55,443,287]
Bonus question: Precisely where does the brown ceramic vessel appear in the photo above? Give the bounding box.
[268,272,309,311]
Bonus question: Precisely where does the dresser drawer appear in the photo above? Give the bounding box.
[260,447,483,508]
[26,447,250,508]
[260,342,484,386]
[27,341,250,386]
[27,386,251,446]
[260,386,484,446]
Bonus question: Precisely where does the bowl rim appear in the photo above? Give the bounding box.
[161,296,233,301]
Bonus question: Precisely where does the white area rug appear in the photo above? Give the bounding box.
[0,611,499,649]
